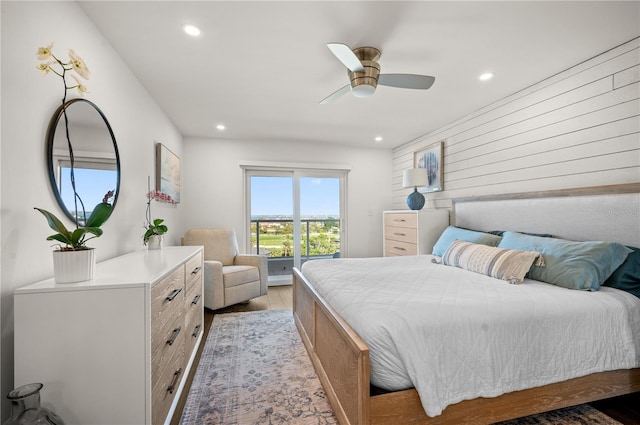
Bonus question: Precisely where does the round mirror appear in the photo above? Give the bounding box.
[46,98,120,225]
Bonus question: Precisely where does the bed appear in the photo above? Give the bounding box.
[292,184,640,425]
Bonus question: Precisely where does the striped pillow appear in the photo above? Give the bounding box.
[441,240,544,284]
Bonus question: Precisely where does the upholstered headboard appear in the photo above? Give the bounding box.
[452,184,640,247]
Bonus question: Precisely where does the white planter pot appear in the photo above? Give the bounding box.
[52,248,96,284]
[147,234,163,250]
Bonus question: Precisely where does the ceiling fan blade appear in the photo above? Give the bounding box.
[378,74,435,90]
[319,84,351,104]
[327,43,364,72]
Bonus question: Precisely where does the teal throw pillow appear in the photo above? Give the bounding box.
[432,226,502,256]
[498,231,632,291]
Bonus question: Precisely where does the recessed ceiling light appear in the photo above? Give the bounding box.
[479,72,494,81]
[216,124,226,131]
[183,24,201,37]
[374,136,383,142]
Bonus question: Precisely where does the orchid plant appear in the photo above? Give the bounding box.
[36,43,98,242]
[35,191,114,251]
[144,178,176,245]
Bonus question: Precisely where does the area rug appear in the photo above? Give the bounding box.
[180,309,621,425]
[180,309,337,425]
[496,404,622,424]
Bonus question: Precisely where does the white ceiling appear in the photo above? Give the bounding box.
[79,1,640,149]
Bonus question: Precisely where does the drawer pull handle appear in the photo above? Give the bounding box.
[167,368,182,394]
[167,326,181,346]
[395,247,406,251]
[394,219,406,222]
[192,324,201,337]
[393,232,406,236]
[166,288,182,301]
[192,294,201,305]
[191,266,201,275]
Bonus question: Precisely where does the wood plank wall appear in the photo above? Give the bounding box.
[391,37,640,210]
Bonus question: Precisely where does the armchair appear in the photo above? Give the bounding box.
[182,228,268,310]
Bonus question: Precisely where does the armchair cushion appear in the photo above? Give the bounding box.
[223,265,260,288]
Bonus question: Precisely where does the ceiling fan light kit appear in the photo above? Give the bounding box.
[322,42,435,104]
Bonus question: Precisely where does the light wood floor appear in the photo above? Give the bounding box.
[171,285,639,425]
[171,285,293,425]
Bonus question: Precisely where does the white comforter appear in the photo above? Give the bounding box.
[300,255,640,417]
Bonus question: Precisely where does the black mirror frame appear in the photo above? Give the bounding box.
[46,98,121,224]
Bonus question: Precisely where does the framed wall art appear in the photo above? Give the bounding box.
[156,143,181,203]
[413,141,444,192]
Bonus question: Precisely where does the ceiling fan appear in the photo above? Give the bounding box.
[320,42,435,104]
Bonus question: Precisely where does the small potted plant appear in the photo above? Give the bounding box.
[143,218,168,250]
[35,191,114,283]
[144,178,175,250]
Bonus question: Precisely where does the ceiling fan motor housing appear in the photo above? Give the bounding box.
[349,47,381,97]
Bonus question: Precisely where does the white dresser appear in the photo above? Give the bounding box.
[14,246,204,425]
[383,209,450,256]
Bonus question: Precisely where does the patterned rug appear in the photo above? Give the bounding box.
[496,404,621,424]
[180,309,621,425]
[180,309,337,425]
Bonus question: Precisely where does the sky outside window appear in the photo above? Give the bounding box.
[250,176,339,218]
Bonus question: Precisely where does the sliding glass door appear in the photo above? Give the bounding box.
[246,169,346,285]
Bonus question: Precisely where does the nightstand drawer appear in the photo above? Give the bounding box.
[384,239,417,256]
[384,212,417,229]
[385,226,417,244]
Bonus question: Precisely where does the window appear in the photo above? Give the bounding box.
[244,168,347,285]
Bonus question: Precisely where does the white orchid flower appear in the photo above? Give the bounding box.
[36,63,52,75]
[70,75,89,95]
[68,49,91,80]
[36,43,54,61]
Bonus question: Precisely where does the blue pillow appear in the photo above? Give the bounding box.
[432,226,502,256]
[498,231,632,291]
[603,246,640,298]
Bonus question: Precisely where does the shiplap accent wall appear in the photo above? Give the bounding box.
[392,37,640,210]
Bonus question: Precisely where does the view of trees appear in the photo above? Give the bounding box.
[250,219,340,258]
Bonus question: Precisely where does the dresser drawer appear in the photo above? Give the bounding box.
[151,269,184,355]
[151,310,185,365]
[384,239,418,256]
[151,345,185,425]
[185,253,203,288]
[384,212,417,229]
[184,279,202,336]
[184,306,202,359]
[385,225,417,244]
[151,267,185,317]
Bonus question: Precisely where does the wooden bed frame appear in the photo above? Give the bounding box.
[292,184,640,425]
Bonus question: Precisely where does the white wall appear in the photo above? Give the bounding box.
[392,38,640,209]
[181,138,392,259]
[0,2,183,419]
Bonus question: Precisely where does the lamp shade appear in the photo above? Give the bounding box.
[403,168,428,188]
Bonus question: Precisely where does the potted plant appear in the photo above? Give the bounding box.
[35,191,114,283]
[144,179,175,250]
[35,43,108,283]
[143,218,168,250]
